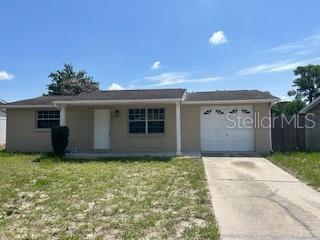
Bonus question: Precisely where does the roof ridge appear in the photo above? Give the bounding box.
[187,89,261,94]
[100,88,186,92]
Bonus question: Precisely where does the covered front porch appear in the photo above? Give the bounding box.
[57,100,183,156]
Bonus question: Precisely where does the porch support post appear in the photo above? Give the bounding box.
[176,101,182,156]
[60,105,67,126]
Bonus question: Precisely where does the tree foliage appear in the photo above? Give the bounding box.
[46,64,99,95]
[271,100,306,116]
[288,64,320,103]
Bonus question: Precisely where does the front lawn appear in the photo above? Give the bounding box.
[0,152,218,239]
[269,152,320,190]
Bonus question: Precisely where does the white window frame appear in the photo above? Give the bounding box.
[128,108,165,134]
[36,110,60,129]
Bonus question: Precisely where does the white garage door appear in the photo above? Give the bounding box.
[201,106,254,152]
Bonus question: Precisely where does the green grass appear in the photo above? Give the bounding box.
[0,151,218,239]
[269,152,320,190]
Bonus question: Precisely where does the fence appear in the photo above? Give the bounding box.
[271,115,320,151]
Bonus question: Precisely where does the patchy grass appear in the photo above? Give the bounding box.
[0,151,218,239]
[269,152,320,190]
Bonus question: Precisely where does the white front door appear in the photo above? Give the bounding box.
[93,109,110,150]
[201,106,254,152]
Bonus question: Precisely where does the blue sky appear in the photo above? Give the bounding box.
[1,0,320,102]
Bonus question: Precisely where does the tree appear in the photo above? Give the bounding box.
[271,99,306,116]
[46,64,99,95]
[288,64,320,103]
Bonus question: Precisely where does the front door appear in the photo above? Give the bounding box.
[93,109,110,150]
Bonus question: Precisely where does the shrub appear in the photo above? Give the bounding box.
[51,126,69,155]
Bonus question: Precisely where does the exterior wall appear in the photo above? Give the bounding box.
[66,107,93,151]
[254,103,272,155]
[6,109,53,152]
[181,105,201,152]
[0,110,5,118]
[110,105,176,152]
[6,105,177,153]
[6,102,272,155]
[0,111,6,147]
[67,104,177,153]
[181,103,272,155]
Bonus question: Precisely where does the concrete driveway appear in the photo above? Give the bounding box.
[203,157,320,240]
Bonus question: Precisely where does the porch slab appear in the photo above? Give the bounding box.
[66,152,201,159]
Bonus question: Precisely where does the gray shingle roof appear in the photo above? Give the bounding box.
[1,89,279,106]
[3,89,187,105]
[184,90,279,101]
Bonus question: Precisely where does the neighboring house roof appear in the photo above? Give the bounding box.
[0,100,6,115]
[0,89,279,107]
[185,90,278,102]
[299,96,320,114]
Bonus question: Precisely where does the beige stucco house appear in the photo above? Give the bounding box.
[1,89,279,155]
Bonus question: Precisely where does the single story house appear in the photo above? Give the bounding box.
[0,100,6,148]
[0,89,279,155]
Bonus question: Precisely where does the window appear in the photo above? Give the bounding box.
[128,108,165,134]
[216,109,224,115]
[241,109,251,114]
[37,110,60,129]
[203,109,212,115]
[148,108,165,133]
[128,109,146,134]
[229,109,238,114]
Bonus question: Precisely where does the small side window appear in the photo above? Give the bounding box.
[216,109,224,115]
[241,109,251,114]
[229,109,238,114]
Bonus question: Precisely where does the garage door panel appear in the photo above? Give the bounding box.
[201,106,254,152]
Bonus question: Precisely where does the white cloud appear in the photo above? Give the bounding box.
[144,72,222,87]
[0,71,14,80]
[108,83,124,90]
[209,31,228,45]
[237,57,320,75]
[151,61,162,70]
[265,33,320,54]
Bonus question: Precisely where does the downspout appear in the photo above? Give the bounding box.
[176,101,182,156]
[269,101,274,153]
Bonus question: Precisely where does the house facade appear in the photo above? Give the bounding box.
[1,89,279,155]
